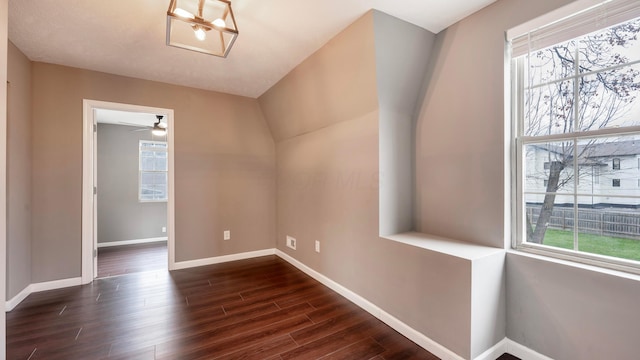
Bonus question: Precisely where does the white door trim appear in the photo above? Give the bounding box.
[81,100,176,284]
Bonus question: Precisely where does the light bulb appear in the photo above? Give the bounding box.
[173,8,194,19]
[194,27,206,41]
[212,18,226,28]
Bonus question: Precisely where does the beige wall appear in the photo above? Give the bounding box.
[260,12,378,275]
[260,11,485,358]
[7,41,31,299]
[31,63,275,282]
[258,12,378,142]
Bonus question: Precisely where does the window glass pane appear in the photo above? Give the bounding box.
[153,172,167,185]
[141,156,155,171]
[578,63,640,131]
[153,185,168,199]
[577,19,640,74]
[524,141,575,194]
[576,197,640,262]
[524,198,575,248]
[141,172,155,185]
[524,80,574,136]
[525,40,577,87]
[155,158,167,171]
[577,135,640,196]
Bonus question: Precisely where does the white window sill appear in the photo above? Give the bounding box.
[382,232,504,261]
[508,247,640,282]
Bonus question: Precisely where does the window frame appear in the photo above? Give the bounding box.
[510,1,640,275]
[138,140,168,203]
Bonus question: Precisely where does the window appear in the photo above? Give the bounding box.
[511,0,640,272]
[139,140,168,202]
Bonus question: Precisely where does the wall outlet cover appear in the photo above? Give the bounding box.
[315,240,320,253]
[286,236,296,250]
[162,227,167,233]
[224,230,231,240]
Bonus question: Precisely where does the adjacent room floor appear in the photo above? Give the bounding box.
[8,254,520,359]
[97,241,167,278]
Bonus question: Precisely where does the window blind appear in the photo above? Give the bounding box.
[511,0,640,58]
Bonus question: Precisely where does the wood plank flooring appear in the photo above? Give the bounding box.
[7,255,519,359]
[97,242,167,278]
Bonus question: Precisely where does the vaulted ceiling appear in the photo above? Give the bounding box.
[9,0,496,98]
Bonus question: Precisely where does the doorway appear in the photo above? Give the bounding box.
[82,100,175,284]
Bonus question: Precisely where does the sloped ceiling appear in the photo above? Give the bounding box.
[9,0,496,98]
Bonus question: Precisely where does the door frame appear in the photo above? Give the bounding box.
[81,99,176,284]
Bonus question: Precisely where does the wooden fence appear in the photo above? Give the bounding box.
[527,206,640,240]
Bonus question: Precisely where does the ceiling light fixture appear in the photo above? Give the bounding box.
[166,0,239,58]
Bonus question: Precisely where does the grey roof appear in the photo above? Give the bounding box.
[533,140,640,159]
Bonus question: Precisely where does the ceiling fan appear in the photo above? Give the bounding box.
[125,115,167,136]
[151,115,168,136]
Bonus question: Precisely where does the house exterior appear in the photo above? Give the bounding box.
[525,140,640,208]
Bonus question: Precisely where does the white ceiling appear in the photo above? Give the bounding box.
[8,0,496,98]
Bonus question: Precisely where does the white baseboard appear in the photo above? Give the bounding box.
[172,249,276,270]
[97,237,168,248]
[6,277,83,312]
[6,285,32,312]
[275,249,466,360]
[504,338,554,360]
[474,338,509,360]
[31,277,83,293]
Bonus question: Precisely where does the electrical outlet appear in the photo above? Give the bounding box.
[224,230,231,240]
[286,236,296,250]
[315,240,320,253]
[162,227,166,233]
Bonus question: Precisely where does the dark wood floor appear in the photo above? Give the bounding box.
[8,255,519,359]
[97,241,167,278]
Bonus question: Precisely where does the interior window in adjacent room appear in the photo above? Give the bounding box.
[139,140,168,202]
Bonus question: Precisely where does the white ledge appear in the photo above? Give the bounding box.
[382,232,504,261]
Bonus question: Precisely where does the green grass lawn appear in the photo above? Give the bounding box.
[542,229,640,261]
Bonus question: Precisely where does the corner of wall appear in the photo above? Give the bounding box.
[372,11,436,236]
[6,40,33,301]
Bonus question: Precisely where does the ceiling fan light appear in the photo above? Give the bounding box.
[152,126,167,136]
